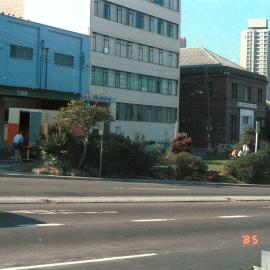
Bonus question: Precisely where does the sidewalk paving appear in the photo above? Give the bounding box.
[1,195,270,204]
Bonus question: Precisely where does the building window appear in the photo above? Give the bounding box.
[258,88,263,104]
[244,86,251,102]
[92,34,97,51]
[10,44,33,60]
[92,33,179,68]
[231,83,238,100]
[159,50,163,65]
[116,103,177,123]
[54,53,74,67]
[96,0,178,39]
[135,12,144,29]
[92,66,178,96]
[104,2,111,19]
[116,7,122,23]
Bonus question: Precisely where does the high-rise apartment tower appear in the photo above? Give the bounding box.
[241,19,270,99]
[89,0,181,141]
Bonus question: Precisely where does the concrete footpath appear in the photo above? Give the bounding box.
[1,195,270,204]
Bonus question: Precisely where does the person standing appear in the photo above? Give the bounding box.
[13,132,24,162]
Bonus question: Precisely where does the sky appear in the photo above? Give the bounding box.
[24,0,270,64]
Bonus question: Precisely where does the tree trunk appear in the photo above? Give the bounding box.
[78,135,89,170]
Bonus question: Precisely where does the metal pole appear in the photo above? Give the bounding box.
[255,121,259,153]
[205,67,211,149]
[99,134,103,178]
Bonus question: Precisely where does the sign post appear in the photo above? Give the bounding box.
[255,121,260,153]
[98,122,104,178]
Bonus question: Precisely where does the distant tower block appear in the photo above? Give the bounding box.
[0,0,24,17]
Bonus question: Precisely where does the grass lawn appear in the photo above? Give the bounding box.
[204,159,228,172]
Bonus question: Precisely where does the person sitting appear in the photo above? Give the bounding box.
[13,131,24,162]
[230,149,238,159]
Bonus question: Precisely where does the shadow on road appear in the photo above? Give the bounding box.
[0,212,45,228]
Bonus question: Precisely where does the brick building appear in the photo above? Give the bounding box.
[180,48,267,148]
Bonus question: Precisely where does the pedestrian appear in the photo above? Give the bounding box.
[13,131,24,162]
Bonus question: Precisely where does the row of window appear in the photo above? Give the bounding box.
[92,66,178,96]
[92,33,179,68]
[116,102,177,123]
[94,0,178,39]
[147,0,179,11]
[10,44,75,67]
[231,83,264,104]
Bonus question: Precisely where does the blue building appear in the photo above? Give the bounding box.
[0,14,89,146]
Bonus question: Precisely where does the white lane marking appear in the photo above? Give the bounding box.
[129,188,189,191]
[0,253,157,270]
[132,219,176,222]
[16,223,64,228]
[217,215,253,219]
[7,210,118,215]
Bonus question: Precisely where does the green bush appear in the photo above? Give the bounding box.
[175,152,207,178]
[38,125,71,171]
[224,150,270,183]
[103,134,155,177]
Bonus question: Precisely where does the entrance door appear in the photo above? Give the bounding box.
[19,111,30,145]
[29,112,41,145]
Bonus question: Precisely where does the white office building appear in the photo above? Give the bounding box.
[240,18,270,99]
[89,0,181,141]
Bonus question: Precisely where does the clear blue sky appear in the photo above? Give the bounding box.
[25,0,270,64]
[182,0,270,64]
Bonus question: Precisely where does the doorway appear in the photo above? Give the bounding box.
[19,111,30,145]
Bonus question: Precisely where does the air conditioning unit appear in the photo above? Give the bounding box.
[104,47,109,54]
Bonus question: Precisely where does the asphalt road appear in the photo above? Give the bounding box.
[1,176,270,197]
[1,202,270,269]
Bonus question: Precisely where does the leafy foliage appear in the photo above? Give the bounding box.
[236,128,255,151]
[224,150,270,183]
[58,100,113,169]
[38,124,71,171]
[175,152,207,178]
[172,133,192,154]
[103,134,155,177]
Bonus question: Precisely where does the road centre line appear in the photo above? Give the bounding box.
[132,219,176,222]
[0,253,157,270]
[129,188,189,191]
[16,224,64,228]
[217,215,253,219]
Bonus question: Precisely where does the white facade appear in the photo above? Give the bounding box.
[240,19,270,99]
[89,0,181,141]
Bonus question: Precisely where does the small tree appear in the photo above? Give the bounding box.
[58,100,113,169]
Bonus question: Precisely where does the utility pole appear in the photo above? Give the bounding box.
[205,67,211,149]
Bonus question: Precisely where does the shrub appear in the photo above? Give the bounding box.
[103,134,155,177]
[224,150,270,183]
[38,125,71,171]
[172,133,192,154]
[236,128,256,151]
[175,152,207,178]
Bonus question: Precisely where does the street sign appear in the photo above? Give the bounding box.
[97,122,104,136]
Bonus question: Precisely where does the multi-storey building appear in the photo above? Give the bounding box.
[0,0,24,17]
[240,19,270,99]
[180,48,267,147]
[89,0,181,141]
[0,14,89,147]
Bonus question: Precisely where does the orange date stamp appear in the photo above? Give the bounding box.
[241,234,259,245]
